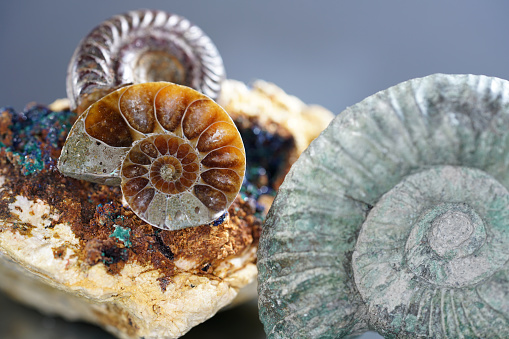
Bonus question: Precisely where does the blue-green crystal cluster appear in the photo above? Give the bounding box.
[237,124,292,220]
[109,225,132,248]
[0,105,75,175]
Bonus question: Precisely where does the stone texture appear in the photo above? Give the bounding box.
[258,74,509,338]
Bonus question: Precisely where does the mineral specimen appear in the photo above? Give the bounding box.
[0,79,333,338]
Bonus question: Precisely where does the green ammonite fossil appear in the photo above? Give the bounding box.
[258,74,509,338]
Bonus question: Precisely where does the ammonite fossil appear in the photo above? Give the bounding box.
[258,74,509,338]
[58,82,245,230]
[67,9,225,113]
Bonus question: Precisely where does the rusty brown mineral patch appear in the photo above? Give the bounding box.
[52,244,67,259]
[161,197,261,271]
[0,110,13,146]
[0,156,260,288]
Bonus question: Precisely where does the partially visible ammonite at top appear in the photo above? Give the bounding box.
[67,9,225,113]
[58,82,245,230]
[258,74,509,338]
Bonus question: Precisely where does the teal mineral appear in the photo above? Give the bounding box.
[110,225,132,248]
[258,74,509,338]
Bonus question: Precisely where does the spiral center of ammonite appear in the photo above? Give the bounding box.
[429,210,474,256]
[121,133,201,201]
[409,202,487,263]
[159,162,179,182]
[150,156,182,183]
[353,166,509,294]
[134,50,186,85]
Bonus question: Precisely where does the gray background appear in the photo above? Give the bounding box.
[1,1,509,338]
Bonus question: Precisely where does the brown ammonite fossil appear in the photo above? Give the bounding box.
[58,81,245,230]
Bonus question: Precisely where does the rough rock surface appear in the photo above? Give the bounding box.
[0,79,333,339]
[258,74,509,338]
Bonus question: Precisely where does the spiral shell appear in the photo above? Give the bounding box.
[258,74,509,338]
[67,9,225,113]
[58,82,245,230]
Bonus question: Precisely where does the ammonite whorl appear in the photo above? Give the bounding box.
[58,82,245,230]
[258,74,509,338]
[67,9,225,113]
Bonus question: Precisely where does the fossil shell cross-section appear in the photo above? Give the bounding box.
[58,82,246,231]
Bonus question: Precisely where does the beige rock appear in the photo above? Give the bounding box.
[0,190,257,339]
[219,79,334,155]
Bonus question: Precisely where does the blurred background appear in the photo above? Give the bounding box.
[1,1,509,338]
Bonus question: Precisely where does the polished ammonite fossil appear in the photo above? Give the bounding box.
[59,9,245,231]
[58,81,245,230]
[258,74,509,338]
